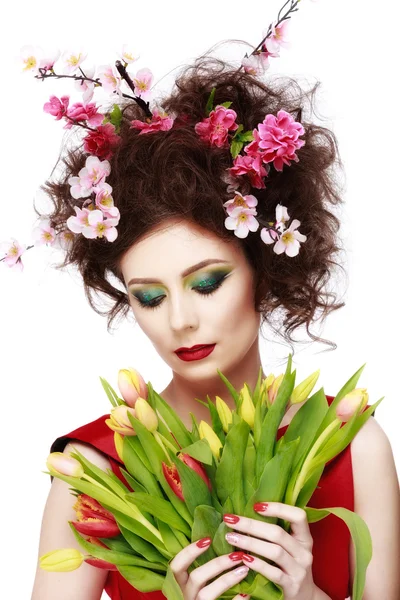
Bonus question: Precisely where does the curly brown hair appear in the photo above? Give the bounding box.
[38,49,346,350]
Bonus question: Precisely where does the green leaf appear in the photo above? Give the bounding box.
[207,397,225,444]
[126,413,165,476]
[238,130,255,142]
[205,87,216,116]
[305,506,372,600]
[191,505,220,565]
[118,467,147,494]
[212,521,233,556]
[125,492,191,536]
[219,101,232,109]
[171,454,212,516]
[113,510,170,558]
[216,369,240,406]
[119,525,168,564]
[157,518,187,555]
[69,446,129,498]
[243,440,256,502]
[230,139,243,159]
[159,470,194,527]
[216,421,249,514]
[99,376,123,407]
[109,103,123,131]
[180,439,214,465]
[122,436,163,498]
[163,566,185,600]
[149,383,192,448]
[118,566,165,592]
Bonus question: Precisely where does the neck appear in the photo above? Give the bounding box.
[159,337,265,428]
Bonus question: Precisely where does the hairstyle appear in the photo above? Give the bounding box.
[38,44,346,350]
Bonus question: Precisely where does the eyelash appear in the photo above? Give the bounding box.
[135,275,228,311]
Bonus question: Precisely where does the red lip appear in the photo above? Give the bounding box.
[175,344,214,352]
[175,344,216,362]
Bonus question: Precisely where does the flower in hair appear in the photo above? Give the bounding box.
[0,239,26,271]
[228,154,269,189]
[32,219,56,246]
[224,207,260,239]
[254,109,305,170]
[94,184,120,219]
[97,64,122,94]
[132,67,154,100]
[263,19,291,53]
[68,156,111,199]
[260,205,307,257]
[65,102,104,129]
[61,49,87,74]
[43,95,69,120]
[194,105,239,148]
[83,123,121,159]
[130,108,174,134]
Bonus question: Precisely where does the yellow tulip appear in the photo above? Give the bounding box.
[238,386,255,429]
[290,370,320,404]
[46,452,84,478]
[117,367,148,407]
[135,398,158,432]
[215,396,233,432]
[336,388,369,423]
[40,548,84,572]
[268,373,284,405]
[199,421,222,459]
[114,431,124,462]
[105,405,137,436]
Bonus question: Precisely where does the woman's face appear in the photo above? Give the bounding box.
[119,219,261,382]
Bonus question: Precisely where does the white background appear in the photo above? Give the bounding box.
[0,1,398,598]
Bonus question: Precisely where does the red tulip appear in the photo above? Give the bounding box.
[71,493,120,537]
[162,453,211,501]
[84,537,118,571]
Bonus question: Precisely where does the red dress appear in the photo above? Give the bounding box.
[50,395,374,600]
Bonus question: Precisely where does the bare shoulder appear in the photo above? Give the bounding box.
[31,441,112,600]
[349,415,400,600]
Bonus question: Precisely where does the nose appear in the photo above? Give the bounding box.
[168,288,199,333]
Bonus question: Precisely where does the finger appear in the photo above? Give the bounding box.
[198,565,249,600]
[253,502,313,545]
[187,553,244,597]
[224,519,299,559]
[170,537,212,586]
[225,531,300,574]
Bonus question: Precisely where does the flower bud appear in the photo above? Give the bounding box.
[46,452,84,478]
[105,405,136,436]
[114,431,124,462]
[117,367,148,407]
[198,421,222,459]
[290,370,320,404]
[40,548,84,572]
[215,396,232,432]
[238,386,255,429]
[336,388,369,423]
[135,398,158,432]
[71,493,120,537]
[268,373,284,405]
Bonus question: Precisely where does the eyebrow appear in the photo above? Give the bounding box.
[127,259,230,286]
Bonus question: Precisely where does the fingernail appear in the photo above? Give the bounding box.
[239,595,248,598]
[223,513,240,524]
[196,537,211,548]
[229,551,244,561]
[234,565,249,576]
[253,502,269,512]
[242,553,255,563]
[225,532,239,544]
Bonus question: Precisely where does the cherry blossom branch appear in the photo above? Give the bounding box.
[114,60,153,119]
[252,0,300,55]
[36,68,100,86]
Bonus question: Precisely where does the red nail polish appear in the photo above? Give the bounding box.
[229,551,244,561]
[253,502,269,512]
[196,537,211,548]
[242,553,255,563]
[223,513,240,524]
[239,595,248,597]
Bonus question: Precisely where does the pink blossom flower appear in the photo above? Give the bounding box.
[81,210,118,242]
[263,20,291,54]
[223,191,258,216]
[19,45,43,74]
[228,154,269,189]
[256,110,305,171]
[65,102,103,129]
[68,156,111,199]
[275,204,290,232]
[195,105,239,148]
[118,45,140,65]
[32,219,56,245]
[83,124,121,160]
[271,219,307,256]
[0,238,26,271]
[130,108,174,135]
[61,49,87,74]
[74,65,96,103]
[132,68,153,101]
[241,54,270,76]
[52,230,75,250]
[94,184,120,219]
[43,95,70,120]
[97,64,121,94]
[39,48,61,71]
[224,207,260,239]
[66,206,94,235]
[260,226,280,245]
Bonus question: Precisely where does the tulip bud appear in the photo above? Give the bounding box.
[162,454,212,501]
[198,421,222,459]
[114,431,124,462]
[71,493,120,537]
[268,373,284,405]
[46,452,84,478]
[117,367,148,407]
[135,398,158,432]
[336,388,369,423]
[179,453,212,490]
[215,396,233,432]
[105,405,136,436]
[84,538,119,569]
[290,370,320,405]
[40,548,84,572]
[238,386,255,429]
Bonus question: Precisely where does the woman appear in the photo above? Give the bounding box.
[27,50,399,600]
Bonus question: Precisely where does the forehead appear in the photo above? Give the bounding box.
[119,220,242,280]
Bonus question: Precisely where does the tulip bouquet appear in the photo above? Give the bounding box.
[42,356,381,600]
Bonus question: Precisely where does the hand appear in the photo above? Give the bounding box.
[223,501,318,600]
[170,536,251,600]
